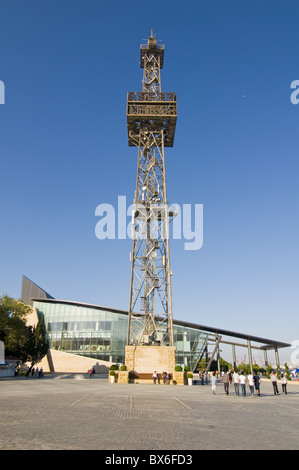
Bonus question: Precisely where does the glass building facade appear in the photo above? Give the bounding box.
[34,300,208,370]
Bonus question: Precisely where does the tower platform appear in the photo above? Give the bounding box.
[127,91,177,147]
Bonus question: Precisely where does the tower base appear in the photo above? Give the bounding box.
[125,345,176,375]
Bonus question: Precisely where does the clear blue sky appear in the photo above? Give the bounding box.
[1,0,298,364]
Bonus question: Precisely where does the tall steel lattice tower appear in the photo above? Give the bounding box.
[126,32,177,349]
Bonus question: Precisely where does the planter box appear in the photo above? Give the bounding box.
[118,371,129,384]
[172,371,185,385]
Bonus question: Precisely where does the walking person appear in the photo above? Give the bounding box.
[233,370,240,396]
[222,371,230,395]
[281,373,288,395]
[270,371,279,395]
[253,371,261,397]
[239,371,247,396]
[211,372,217,395]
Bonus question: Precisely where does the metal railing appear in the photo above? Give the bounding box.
[128,91,176,102]
[127,103,177,117]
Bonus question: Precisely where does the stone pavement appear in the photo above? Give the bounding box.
[0,374,299,451]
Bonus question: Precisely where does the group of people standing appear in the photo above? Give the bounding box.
[210,369,289,397]
[25,366,43,378]
[221,370,261,397]
[270,371,288,395]
[198,369,209,385]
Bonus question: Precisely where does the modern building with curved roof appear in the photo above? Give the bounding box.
[22,276,291,374]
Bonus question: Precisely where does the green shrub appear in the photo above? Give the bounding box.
[110,364,118,371]
[109,370,115,376]
[184,366,190,372]
[174,365,182,372]
[284,363,292,381]
[187,373,193,379]
[120,365,127,371]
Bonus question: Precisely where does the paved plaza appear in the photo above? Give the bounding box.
[0,373,299,451]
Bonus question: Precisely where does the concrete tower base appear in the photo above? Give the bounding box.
[125,345,176,376]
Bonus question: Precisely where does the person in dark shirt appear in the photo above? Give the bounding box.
[253,372,261,397]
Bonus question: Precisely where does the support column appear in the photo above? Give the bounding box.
[206,336,221,372]
[264,350,268,367]
[247,340,253,374]
[275,347,280,374]
[205,345,209,365]
[232,344,237,372]
[217,338,221,373]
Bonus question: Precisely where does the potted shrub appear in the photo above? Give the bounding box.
[109,370,116,383]
[173,365,185,385]
[120,365,127,371]
[187,372,193,386]
[109,364,118,382]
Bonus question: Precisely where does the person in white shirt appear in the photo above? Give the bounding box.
[210,372,217,395]
[270,371,279,395]
[281,373,288,394]
[248,373,254,396]
[233,371,240,396]
[239,372,247,396]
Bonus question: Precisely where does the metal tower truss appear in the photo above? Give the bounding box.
[127,32,177,348]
